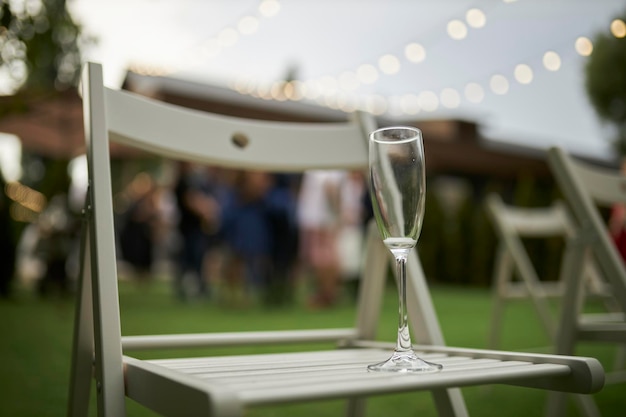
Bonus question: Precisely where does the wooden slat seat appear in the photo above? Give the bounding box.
[124,345,603,415]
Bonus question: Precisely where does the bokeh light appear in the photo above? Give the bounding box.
[400,94,420,115]
[338,71,359,91]
[514,64,533,84]
[259,0,281,17]
[542,51,561,71]
[418,91,439,112]
[466,9,486,28]
[574,37,593,56]
[356,64,379,84]
[218,28,239,47]
[405,43,426,63]
[489,74,509,95]
[464,82,484,103]
[238,16,259,35]
[378,54,401,75]
[610,19,626,38]
[447,19,468,40]
[440,88,461,108]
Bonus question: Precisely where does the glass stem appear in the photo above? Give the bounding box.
[395,252,412,352]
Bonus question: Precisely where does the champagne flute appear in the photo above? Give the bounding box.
[367,126,442,373]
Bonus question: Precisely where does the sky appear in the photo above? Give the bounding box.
[62,0,626,160]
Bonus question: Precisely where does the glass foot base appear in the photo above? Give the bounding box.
[367,350,443,373]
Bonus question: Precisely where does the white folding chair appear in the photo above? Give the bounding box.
[67,62,605,417]
[486,193,611,350]
[546,147,626,417]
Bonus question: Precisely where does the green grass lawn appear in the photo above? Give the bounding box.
[0,279,623,416]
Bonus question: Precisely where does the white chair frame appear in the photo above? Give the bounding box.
[545,147,626,417]
[67,63,605,417]
[486,193,610,350]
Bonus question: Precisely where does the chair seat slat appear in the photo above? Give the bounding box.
[128,348,574,407]
[124,346,597,409]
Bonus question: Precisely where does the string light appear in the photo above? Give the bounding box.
[228,3,492,105]
[356,64,379,84]
[226,2,617,118]
[378,54,401,75]
[235,3,491,110]
[542,51,562,71]
[129,0,615,119]
[440,88,461,109]
[131,0,282,76]
[489,74,509,95]
[259,0,281,18]
[447,19,468,40]
[610,19,626,38]
[303,81,321,100]
[400,94,420,115]
[575,37,593,56]
[464,83,485,104]
[405,43,427,63]
[514,64,533,84]
[418,91,439,112]
[365,95,388,115]
[338,71,360,91]
[466,8,487,28]
[238,16,260,35]
[217,27,239,47]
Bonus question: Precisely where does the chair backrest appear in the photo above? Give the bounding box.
[487,193,573,240]
[485,192,610,343]
[486,193,573,300]
[80,62,453,409]
[486,193,571,341]
[547,147,626,313]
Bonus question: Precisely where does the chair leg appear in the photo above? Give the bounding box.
[614,344,626,371]
[346,390,470,417]
[67,227,95,417]
[346,397,366,417]
[524,278,557,341]
[573,394,602,417]
[432,388,469,417]
[488,247,512,351]
[545,392,568,417]
[546,240,597,417]
[545,392,602,417]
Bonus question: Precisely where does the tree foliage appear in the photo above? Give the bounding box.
[584,11,626,157]
[0,0,90,94]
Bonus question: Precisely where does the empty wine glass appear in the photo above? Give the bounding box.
[367,126,442,373]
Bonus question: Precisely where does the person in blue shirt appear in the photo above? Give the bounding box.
[220,170,297,307]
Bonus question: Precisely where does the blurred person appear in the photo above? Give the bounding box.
[35,193,78,296]
[264,173,299,306]
[0,174,16,299]
[337,171,367,298]
[173,162,220,301]
[297,170,345,308]
[119,173,161,283]
[220,170,275,306]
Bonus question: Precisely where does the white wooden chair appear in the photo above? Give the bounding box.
[546,147,626,417]
[485,193,610,351]
[67,62,605,417]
